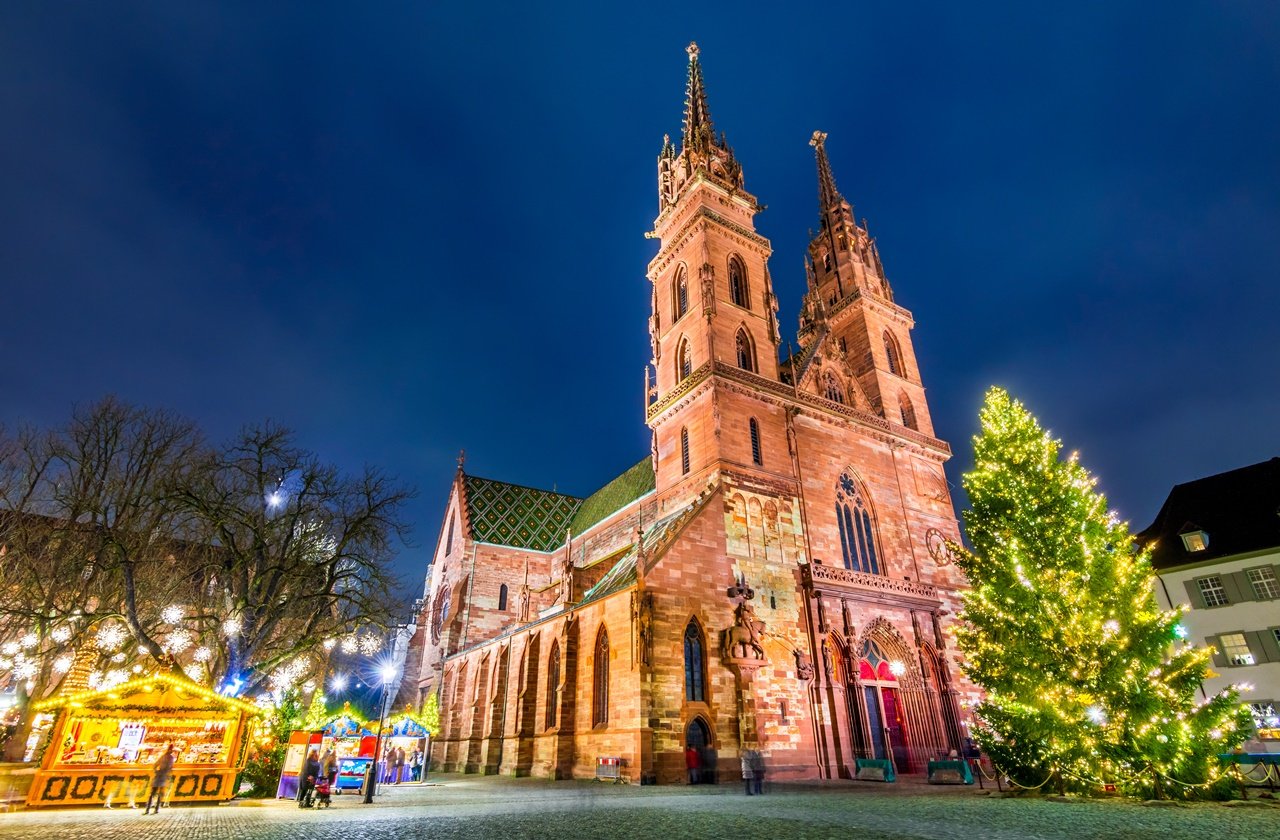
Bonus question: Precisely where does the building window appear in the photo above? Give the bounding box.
[835,472,880,575]
[446,514,455,555]
[899,393,917,431]
[823,372,845,405]
[838,337,848,354]
[883,331,903,377]
[749,418,762,466]
[735,329,755,372]
[674,267,689,321]
[593,628,609,727]
[431,587,452,644]
[498,583,508,611]
[680,427,691,475]
[1249,702,1280,739]
[684,621,706,702]
[729,256,750,309]
[1273,628,1280,650]
[1247,567,1280,599]
[1181,530,1209,552]
[1197,575,1229,607]
[545,642,561,730]
[1220,632,1255,666]
[677,338,692,382]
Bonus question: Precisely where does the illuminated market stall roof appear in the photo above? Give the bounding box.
[32,672,265,716]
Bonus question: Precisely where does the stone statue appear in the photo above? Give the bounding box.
[794,650,814,681]
[722,600,766,661]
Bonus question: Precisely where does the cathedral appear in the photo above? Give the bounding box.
[409,43,978,784]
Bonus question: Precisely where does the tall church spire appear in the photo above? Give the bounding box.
[809,131,843,213]
[682,42,715,155]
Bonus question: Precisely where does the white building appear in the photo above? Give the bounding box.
[1139,457,1280,752]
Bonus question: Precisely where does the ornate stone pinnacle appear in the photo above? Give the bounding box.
[687,42,699,60]
[810,130,827,149]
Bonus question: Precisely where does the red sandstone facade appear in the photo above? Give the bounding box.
[408,44,979,784]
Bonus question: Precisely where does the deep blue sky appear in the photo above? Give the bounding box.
[3,2,1278,600]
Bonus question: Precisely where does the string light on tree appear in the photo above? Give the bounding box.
[222,617,242,636]
[949,387,1251,797]
[160,604,185,625]
[51,626,71,644]
[193,646,212,663]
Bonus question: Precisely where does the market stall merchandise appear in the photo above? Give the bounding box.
[27,673,262,808]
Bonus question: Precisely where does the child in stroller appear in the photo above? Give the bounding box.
[313,774,333,808]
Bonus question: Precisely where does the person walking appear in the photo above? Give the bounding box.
[749,749,765,795]
[740,748,755,795]
[394,746,406,784]
[297,749,320,808]
[410,748,423,782]
[684,744,701,785]
[142,744,176,815]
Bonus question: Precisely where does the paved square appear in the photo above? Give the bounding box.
[1,776,1276,839]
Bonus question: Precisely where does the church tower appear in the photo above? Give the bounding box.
[794,132,935,438]
[646,44,784,495]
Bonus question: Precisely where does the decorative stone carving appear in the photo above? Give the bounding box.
[794,650,814,681]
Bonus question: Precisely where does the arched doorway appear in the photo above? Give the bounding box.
[685,717,714,784]
[857,639,910,772]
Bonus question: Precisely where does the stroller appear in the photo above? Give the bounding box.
[313,775,333,808]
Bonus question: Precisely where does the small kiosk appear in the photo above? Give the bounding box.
[379,710,430,783]
[27,673,262,808]
[319,709,377,793]
[277,708,377,797]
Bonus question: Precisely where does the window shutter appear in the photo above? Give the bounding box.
[1206,635,1228,668]
[1260,628,1280,664]
[1245,631,1273,664]
[1223,572,1252,603]
[1182,579,1207,610]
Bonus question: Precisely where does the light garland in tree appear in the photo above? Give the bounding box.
[951,387,1251,797]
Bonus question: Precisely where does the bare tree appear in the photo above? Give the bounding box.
[173,423,412,696]
[0,398,202,760]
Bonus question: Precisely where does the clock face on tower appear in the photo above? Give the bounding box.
[925,528,955,566]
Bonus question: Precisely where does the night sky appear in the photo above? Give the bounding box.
[3,3,1278,600]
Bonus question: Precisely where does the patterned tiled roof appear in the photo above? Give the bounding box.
[462,475,582,552]
[568,458,655,536]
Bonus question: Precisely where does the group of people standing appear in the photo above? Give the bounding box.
[381,744,424,783]
[296,748,338,808]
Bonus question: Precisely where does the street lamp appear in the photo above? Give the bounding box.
[362,663,398,804]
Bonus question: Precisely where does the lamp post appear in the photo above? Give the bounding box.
[362,663,397,804]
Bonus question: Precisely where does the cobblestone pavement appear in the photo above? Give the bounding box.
[1,775,1277,840]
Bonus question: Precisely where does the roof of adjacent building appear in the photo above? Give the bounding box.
[1136,456,1280,570]
[462,458,654,553]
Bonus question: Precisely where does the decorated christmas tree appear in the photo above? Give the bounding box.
[953,387,1250,796]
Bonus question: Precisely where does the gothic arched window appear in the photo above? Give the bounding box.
[498,583,508,611]
[674,268,689,321]
[899,393,917,431]
[749,418,762,466]
[593,627,609,727]
[680,427,691,475]
[545,641,561,731]
[684,620,706,702]
[431,587,451,644]
[735,328,755,372]
[823,372,846,405]
[883,331,903,377]
[836,472,880,575]
[729,256,750,309]
[446,513,455,555]
[677,338,692,382]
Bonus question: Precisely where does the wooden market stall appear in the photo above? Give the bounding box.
[26,673,262,808]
